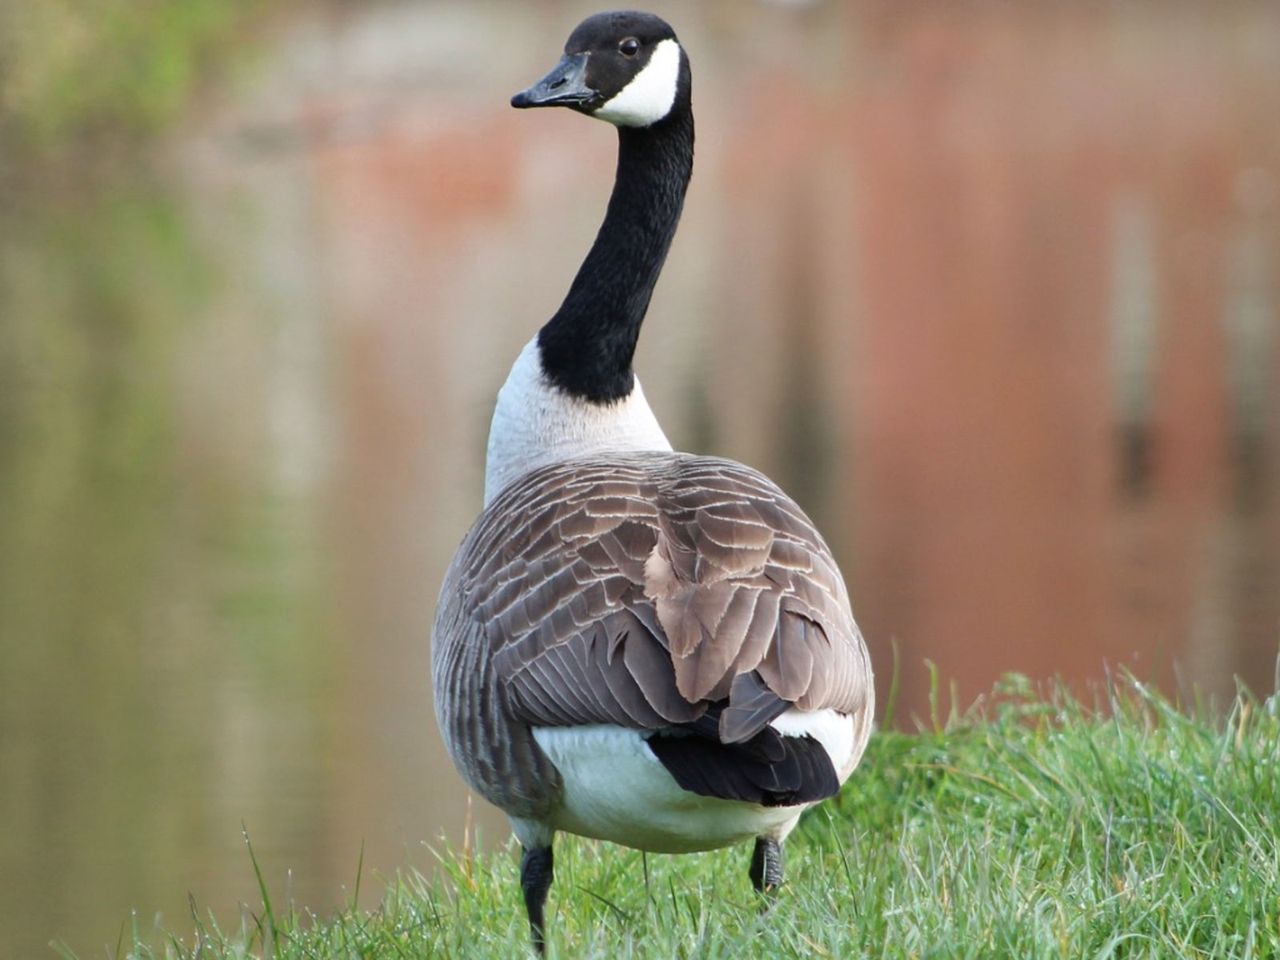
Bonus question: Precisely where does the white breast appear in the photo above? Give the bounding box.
[484,338,672,504]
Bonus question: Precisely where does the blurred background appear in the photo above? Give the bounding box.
[2,0,1278,955]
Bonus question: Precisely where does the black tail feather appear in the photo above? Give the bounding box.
[645,705,839,806]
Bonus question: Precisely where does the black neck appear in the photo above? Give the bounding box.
[536,104,694,403]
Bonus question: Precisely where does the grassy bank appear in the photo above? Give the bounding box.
[96,673,1279,959]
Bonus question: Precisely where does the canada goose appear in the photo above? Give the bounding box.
[432,10,874,953]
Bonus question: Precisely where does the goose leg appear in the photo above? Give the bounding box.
[520,844,555,954]
[749,836,784,895]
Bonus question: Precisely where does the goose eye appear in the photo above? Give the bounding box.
[618,37,640,57]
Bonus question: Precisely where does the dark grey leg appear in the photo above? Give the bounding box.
[520,845,555,954]
[749,836,784,894]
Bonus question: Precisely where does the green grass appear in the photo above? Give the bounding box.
[88,673,1280,959]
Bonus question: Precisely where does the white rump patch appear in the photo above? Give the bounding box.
[531,725,802,852]
[769,708,857,775]
[594,39,682,127]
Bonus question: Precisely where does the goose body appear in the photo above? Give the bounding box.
[431,11,874,951]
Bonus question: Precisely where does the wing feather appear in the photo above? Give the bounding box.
[449,452,869,743]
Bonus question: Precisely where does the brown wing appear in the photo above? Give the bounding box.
[449,451,870,744]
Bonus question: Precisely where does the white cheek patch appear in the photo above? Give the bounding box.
[594,39,682,127]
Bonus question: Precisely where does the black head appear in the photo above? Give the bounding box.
[511,11,689,128]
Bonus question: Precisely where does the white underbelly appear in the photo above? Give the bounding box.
[530,714,851,853]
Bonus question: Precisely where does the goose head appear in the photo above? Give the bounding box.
[511,11,688,128]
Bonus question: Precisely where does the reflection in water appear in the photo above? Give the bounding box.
[0,181,336,956]
[839,1,1280,718]
[1,1,1278,956]
[0,185,312,953]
